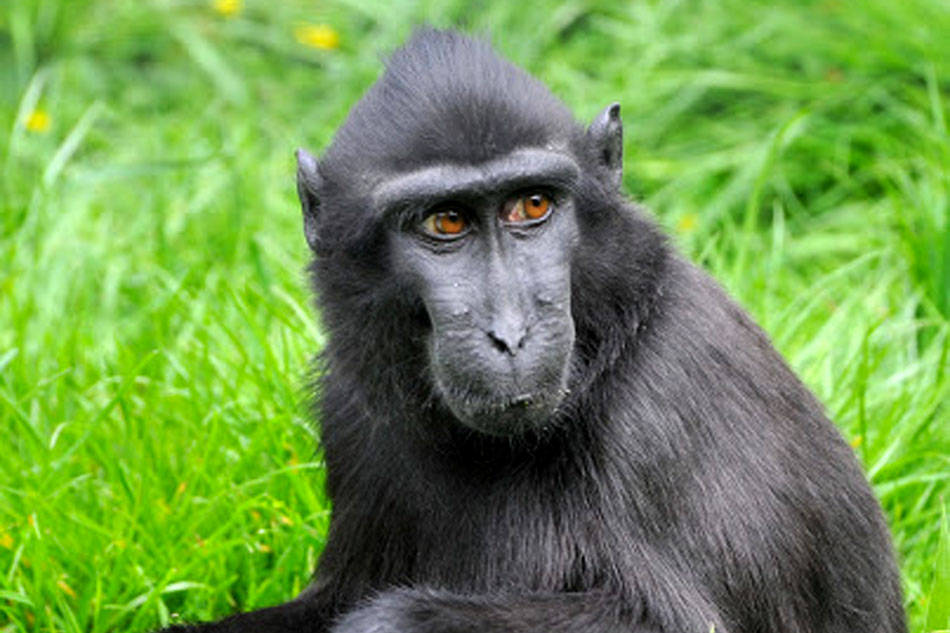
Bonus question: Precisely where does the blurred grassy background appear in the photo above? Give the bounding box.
[1,0,949,631]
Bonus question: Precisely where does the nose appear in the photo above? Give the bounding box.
[487,316,527,356]
[483,239,530,356]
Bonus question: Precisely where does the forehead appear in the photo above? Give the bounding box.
[319,30,581,185]
[373,148,580,215]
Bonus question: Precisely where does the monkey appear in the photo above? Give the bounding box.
[160,27,906,633]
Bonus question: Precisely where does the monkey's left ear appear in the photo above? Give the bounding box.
[296,148,321,252]
[587,103,623,189]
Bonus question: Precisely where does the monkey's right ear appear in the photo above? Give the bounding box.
[296,148,321,252]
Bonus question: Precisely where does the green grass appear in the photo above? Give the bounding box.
[1,0,948,631]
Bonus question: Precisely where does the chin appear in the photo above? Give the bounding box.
[446,388,568,437]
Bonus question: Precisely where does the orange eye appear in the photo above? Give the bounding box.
[503,193,553,223]
[423,210,468,237]
[523,193,550,219]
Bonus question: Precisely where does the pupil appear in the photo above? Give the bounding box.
[438,211,463,233]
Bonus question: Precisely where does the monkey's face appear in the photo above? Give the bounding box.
[384,150,581,436]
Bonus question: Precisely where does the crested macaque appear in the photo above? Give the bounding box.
[161,28,906,633]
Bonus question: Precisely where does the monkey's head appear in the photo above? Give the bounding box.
[297,29,632,437]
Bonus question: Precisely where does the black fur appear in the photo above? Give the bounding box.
[161,28,906,633]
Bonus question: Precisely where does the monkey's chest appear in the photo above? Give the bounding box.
[378,483,616,593]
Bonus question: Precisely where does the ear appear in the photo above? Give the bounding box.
[296,148,322,252]
[587,102,623,189]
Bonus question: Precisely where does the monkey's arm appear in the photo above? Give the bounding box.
[157,600,331,633]
[330,587,674,633]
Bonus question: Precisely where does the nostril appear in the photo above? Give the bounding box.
[487,330,511,354]
[487,327,527,356]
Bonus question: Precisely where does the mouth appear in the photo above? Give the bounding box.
[446,387,567,437]
[498,392,534,409]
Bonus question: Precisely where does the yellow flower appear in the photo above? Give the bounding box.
[294,24,340,51]
[212,0,242,17]
[676,213,698,234]
[0,531,12,549]
[24,109,51,133]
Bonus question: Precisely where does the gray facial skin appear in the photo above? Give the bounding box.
[384,149,582,435]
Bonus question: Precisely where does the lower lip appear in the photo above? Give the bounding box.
[508,394,534,407]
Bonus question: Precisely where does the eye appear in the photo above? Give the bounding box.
[503,192,553,224]
[422,209,469,238]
